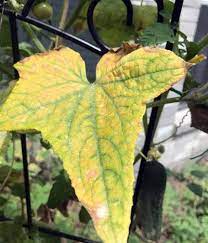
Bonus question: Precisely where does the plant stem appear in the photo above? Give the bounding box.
[154,126,177,145]
[55,0,70,47]
[140,0,144,6]
[198,33,208,51]
[147,96,181,108]
[64,0,88,30]
[139,151,148,161]
[21,22,46,52]
[30,25,55,42]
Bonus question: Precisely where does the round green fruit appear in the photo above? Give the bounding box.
[32,2,53,20]
[134,5,157,31]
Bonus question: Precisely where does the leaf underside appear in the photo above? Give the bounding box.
[0,47,188,243]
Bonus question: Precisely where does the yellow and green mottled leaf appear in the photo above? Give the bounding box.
[0,46,189,243]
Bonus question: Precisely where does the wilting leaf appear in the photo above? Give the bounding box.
[0,46,188,242]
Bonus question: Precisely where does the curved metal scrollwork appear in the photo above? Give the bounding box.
[87,0,133,53]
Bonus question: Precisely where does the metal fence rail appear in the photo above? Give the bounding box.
[0,0,184,241]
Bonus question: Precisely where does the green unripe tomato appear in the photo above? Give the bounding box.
[134,5,157,32]
[32,2,53,20]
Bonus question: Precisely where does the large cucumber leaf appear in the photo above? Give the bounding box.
[0,46,188,243]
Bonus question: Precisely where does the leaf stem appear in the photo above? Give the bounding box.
[139,151,148,161]
[21,22,46,52]
[30,25,55,42]
[147,97,182,108]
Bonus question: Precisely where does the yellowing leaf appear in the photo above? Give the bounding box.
[188,54,206,64]
[0,47,188,243]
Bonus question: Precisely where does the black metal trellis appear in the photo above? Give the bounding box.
[0,0,184,242]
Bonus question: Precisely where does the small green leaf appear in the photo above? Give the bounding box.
[138,23,175,46]
[19,42,36,56]
[186,42,201,60]
[31,183,52,211]
[187,183,203,197]
[128,234,140,243]
[3,195,21,218]
[47,170,77,209]
[191,170,207,179]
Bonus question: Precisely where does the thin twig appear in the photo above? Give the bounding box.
[21,22,46,52]
[147,97,182,108]
[153,110,190,146]
[55,0,70,48]
[139,151,148,161]
[190,148,208,160]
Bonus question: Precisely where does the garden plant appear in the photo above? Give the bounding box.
[0,0,208,243]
